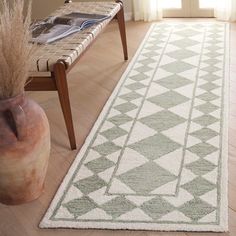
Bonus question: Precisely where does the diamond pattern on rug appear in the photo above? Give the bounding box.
[179,198,216,221]
[117,162,177,194]
[167,49,197,60]
[101,126,127,141]
[114,102,137,113]
[197,92,219,102]
[73,175,107,195]
[175,29,200,37]
[193,114,219,126]
[129,133,181,160]
[158,75,193,89]
[190,128,218,142]
[63,197,97,218]
[40,23,228,231]
[171,38,199,48]
[140,196,176,220]
[188,143,218,158]
[85,157,115,174]
[185,159,216,176]
[139,110,186,132]
[93,142,121,156]
[101,196,136,218]
[181,176,216,197]
[161,61,195,74]
[148,91,189,109]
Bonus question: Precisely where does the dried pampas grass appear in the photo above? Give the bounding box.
[0,0,34,99]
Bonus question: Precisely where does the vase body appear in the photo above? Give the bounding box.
[0,94,50,205]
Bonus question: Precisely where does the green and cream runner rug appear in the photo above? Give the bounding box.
[41,23,229,231]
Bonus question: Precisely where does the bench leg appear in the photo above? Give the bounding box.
[53,61,77,150]
[116,1,128,61]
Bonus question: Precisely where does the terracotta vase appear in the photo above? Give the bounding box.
[0,93,50,205]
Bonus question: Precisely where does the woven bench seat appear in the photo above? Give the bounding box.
[26,0,127,150]
[30,2,121,72]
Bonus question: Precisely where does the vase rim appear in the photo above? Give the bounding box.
[0,93,25,111]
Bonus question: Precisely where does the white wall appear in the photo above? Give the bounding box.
[32,0,133,20]
[123,0,133,20]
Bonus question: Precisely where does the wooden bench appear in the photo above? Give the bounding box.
[26,0,128,150]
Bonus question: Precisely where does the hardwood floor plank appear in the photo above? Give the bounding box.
[0,207,29,236]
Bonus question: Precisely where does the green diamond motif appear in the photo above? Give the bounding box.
[200,82,219,91]
[190,128,218,142]
[85,157,114,174]
[182,176,216,196]
[175,29,200,37]
[118,162,177,194]
[74,176,106,195]
[140,197,175,220]
[186,159,216,176]
[138,58,156,65]
[126,82,145,91]
[157,75,193,89]
[208,33,222,39]
[139,110,186,132]
[205,52,222,58]
[63,197,97,218]
[129,133,181,160]
[202,66,220,73]
[130,73,148,81]
[203,58,221,65]
[154,31,164,38]
[101,197,136,218]
[171,38,199,48]
[179,198,216,221]
[206,39,222,44]
[148,91,189,109]
[197,92,219,102]
[200,74,220,82]
[149,38,165,45]
[168,24,188,28]
[135,65,153,73]
[193,114,219,126]
[167,49,197,60]
[161,61,195,74]
[145,45,162,51]
[120,91,141,102]
[188,142,218,158]
[93,142,120,156]
[115,102,137,113]
[185,159,216,176]
[142,51,158,58]
[108,114,132,126]
[151,36,164,41]
[195,102,219,114]
[101,126,127,141]
[205,45,222,51]
[149,35,165,42]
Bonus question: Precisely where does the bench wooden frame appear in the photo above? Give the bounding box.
[25,0,128,150]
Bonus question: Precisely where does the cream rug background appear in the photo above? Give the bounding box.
[40,22,229,232]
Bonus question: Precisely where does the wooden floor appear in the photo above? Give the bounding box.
[1,20,236,236]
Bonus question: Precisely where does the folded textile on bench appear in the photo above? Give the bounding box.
[31,12,110,44]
